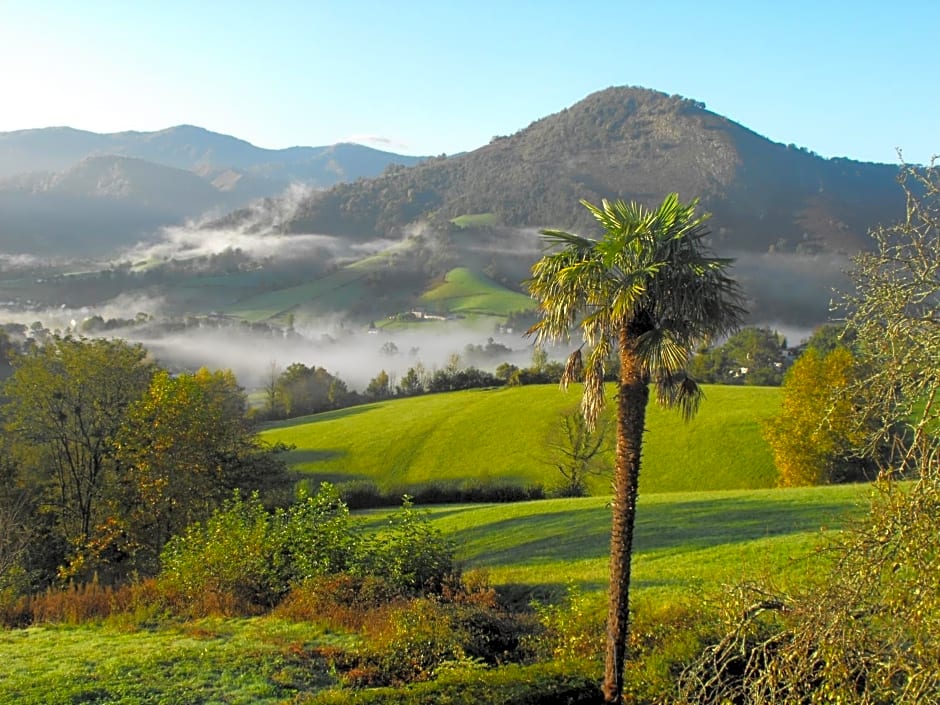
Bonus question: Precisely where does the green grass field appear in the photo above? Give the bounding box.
[419,267,535,318]
[450,213,501,228]
[417,484,869,599]
[262,384,782,494]
[219,266,371,321]
[0,618,350,705]
[4,380,878,704]
[217,260,531,324]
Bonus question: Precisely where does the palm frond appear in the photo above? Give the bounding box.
[636,327,692,376]
[581,355,607,430]
[528,193,745,424]
[655,372,704,421]
[560,349,583,390]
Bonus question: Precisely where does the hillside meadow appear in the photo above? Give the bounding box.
[418,267,535,318]
[360,483,868,599]
[262,383,783,495]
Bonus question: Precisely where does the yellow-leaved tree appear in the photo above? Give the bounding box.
[763,346,869,486]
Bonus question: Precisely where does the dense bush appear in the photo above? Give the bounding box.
[334,479,545,510]
[159,490,286,614]
[355,497,456,596]
[158,486,455,615]
[527,585,605,662]
[304,659,603,704]
[274,573,407,630]
[328,595,541,688]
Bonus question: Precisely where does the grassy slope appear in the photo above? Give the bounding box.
[450,213,500,228]
[419,484,869,599]
[219,262,532,323]
[419,267,535,317]
[262,384,782,494]
[219,265,370,321]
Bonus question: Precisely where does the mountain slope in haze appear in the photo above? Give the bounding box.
[280,86,901,257]
[0,126,426,256]
[0,156,238,255]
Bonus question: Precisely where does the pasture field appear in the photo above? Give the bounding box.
[262,384,783,494]
[360,483,870,600]
[450,213,501,228]
[419,267,535,318]
[220,265,371,321]
[0,618,349,705]
[0,483,870,704]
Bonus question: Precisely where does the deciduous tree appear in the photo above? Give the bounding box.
[543,408,610,497]
[1,337,154,579]
[763,346,869,486]
[114,368,291,571]
[678,161,940,704]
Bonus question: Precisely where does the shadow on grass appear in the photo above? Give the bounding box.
[452,496,857,568]
[263,404,380,429]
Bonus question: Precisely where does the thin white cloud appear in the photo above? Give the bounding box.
[344,134,409,151]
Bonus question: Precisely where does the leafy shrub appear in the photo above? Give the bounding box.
[353,598,467,685]
[158,486,455,617]
[159,484,356,616]
[274,573,406,630]
[355,496,456,595]
[305,659,602,704]
[336,480,388,509]
[0,586,31,627]
[159,490,283,615]
[528,584,604,662]
[282,484,357,581]
[346,596,539,687]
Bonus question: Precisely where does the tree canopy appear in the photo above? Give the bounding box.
[0,337,290,584]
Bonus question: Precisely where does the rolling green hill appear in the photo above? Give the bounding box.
[419,267,535,317]
[212,261,533,324]
[262,383,782,494]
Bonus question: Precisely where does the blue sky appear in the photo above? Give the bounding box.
[1,0,936,164]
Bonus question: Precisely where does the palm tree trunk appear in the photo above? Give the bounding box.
[603,325,649,704]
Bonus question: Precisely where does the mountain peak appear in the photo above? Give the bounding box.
[282,83,901,257]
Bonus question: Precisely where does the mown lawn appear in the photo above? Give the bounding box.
[262,384,783,494]
[0,618,352,704]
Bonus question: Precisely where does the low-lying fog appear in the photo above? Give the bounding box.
[0,186,851,391]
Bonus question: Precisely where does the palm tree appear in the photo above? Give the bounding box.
[527,193,745,704]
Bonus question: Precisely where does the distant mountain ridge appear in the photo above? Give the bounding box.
[0,125,424,181]
[0,125,426,255]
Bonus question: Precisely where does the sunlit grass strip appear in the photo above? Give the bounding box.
[0,618,352,704]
